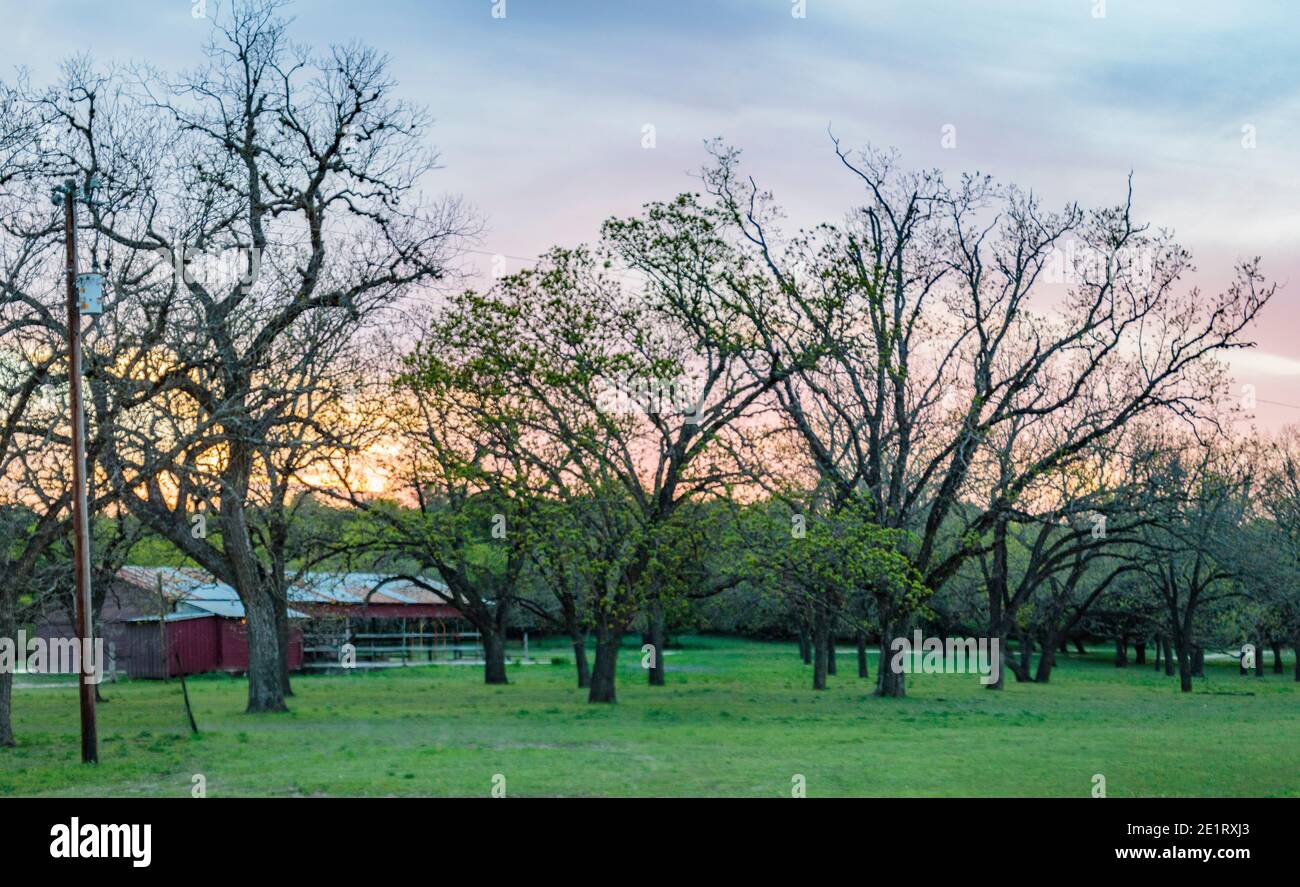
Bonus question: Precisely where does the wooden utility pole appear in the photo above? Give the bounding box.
[59,178,98,764]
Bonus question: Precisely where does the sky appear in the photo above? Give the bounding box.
[3,0,1298,426]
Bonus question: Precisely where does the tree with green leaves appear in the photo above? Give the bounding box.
[757,496,927,694]
[422,213,793,701]
[1135,438,1252,692]
[328,332,544,685]
[1253,427,1300,680]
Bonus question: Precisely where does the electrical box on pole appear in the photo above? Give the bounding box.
[75,271,104,315]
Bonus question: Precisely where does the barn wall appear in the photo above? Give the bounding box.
[38,579,180,678]
[167,617,221,676]
[217,621,303,673]
[123,621,166,679]
[218,620,249,671]
[124,617,302,678]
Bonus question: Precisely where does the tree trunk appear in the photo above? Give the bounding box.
[1034,630,1058,683]
[1012,630,1032,682]
[985,519,1010,691]
[875,609,905,698]
[856,630,869,679]
[220,444,286,714]
[646,605,666,687]
[1153,635,1163,670]
[241,587,287,713]
[1162,636,1174,676]
[875,632,906,697]
[571,636,590,689]
[0,667,13,748]
[483,629,508,685]
[1073,638,1086,654]
[1175,639,1193,693]
[0,590,13,747]
[797,626,811,664]
[273,589,293,697]
[1114,634,1128,668]
[811,609,829,691]
[1271,642,1283,675]
[563,606,590,688]
[1134,640,1146,665]
[1191,645,1205,678]
[1255,638,1265,678]
[826,628,837,676]
[588,633,620,703]
[984,617,1007,691]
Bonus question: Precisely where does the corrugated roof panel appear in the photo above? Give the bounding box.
[184,599,245,619]
[124,612,213,624]
[114,567,453,612]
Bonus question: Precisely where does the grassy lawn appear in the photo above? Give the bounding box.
[2,635,1296,797]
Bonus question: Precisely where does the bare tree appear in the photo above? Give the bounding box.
[697,140,1273,694]
[32,1,466,712]
[0,82,72,746]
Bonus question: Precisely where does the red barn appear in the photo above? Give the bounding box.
[25,567,466,678]
[124,611,305,679]
[105,567,463,676]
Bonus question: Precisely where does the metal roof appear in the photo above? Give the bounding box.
[116,565,213,598]
[289,572,451,606]
[179,599,312,620]
[126,598,312,623]
[116,567,452,618]
[124,611,213,624]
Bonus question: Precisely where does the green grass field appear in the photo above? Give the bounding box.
[2,635,1296,797]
